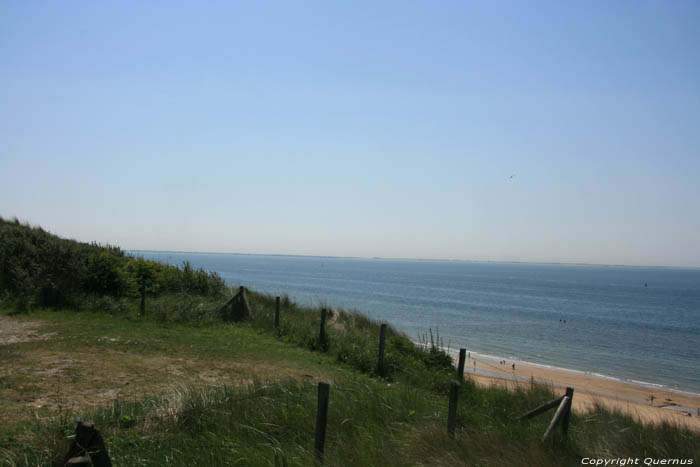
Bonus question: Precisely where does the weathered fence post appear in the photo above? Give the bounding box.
[220,286,253,321]
[542,394,571,442]
[520,395,564,420]
[521,386,576,442]
[319,308,327,349]
[561,387,574,434]
[448,380,460,437]
[64,421,112,467]
[139,279,146,316]
[457,348,466,380]
[239,286,251,317]
[274,296,280,328]
[377,323,387,377]
[314,382,330,465]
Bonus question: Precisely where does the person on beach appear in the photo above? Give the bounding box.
[512,363,515,371]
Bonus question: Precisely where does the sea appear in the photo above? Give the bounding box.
[130,251,700,395]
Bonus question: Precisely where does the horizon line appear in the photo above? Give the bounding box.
[6,217,698,270]
[127,249,700,271]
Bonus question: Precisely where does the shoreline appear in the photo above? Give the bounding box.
[428,344,700,398]
[442,348,700,429]
[462,348,700,399]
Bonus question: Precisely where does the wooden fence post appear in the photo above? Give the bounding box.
[520,396,565,420]
[139,279,146,316]
[377,323,387,377]
[315,382,330,465]
[457,348,466,380]
[64,421,112,467]
[319,308,327,349]
[239,286,251,318]
[520,386,576,441]
[274,296,280,328]
[448,380,460,437]
[542,395,571,442]
[219,287,252,321]
[561,387,574,434]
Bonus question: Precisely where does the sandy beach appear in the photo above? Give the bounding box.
[460,353,700,430]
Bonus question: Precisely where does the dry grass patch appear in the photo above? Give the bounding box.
[0,312,340,430]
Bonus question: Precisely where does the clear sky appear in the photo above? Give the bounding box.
[1,1,699,267]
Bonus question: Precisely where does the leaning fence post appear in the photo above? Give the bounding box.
[448,380,460,437]
[561,387,574,435]
[314,382,330,465]
[139,279,146,316]
[319,308,327,349]
[274,296,280,328]
[377,323,387,377]
[457,348,466,380]
[520,395,565,420]
[542,394,571,442]
[239,286,251,318]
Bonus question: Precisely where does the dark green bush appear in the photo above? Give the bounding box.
[84,251,129,296]
[0,217,226,309]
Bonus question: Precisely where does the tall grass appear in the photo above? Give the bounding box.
[241,290,455,391]
[3,376,697,466]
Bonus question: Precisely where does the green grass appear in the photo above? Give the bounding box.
[1,302,699,466]
[4,368,698,466]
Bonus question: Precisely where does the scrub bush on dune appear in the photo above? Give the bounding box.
[0,217,227,312]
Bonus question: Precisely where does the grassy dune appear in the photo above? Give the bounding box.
[1,218,699,466]
[5,308,697,466]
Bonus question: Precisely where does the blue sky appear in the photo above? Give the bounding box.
[1,1,699,267]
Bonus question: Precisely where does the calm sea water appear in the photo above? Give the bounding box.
[132,252,700,394]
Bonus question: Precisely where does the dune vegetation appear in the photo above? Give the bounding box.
[1,217,698,466]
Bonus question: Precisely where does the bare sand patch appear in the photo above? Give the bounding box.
[0,315,56,345]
